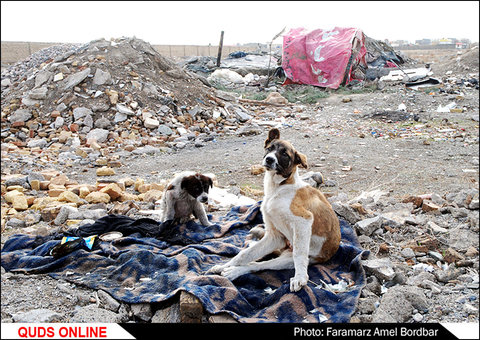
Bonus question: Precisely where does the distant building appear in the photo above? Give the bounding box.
[415,38,431,46]
[439,38,453,45]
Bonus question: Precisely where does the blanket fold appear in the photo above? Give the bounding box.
[1,202,367,323]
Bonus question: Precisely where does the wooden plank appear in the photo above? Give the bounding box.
[217,31,224,67]
[179,291,203,323]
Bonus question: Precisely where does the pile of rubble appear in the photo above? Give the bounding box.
[0,37,261,160]
[329,189,479,323]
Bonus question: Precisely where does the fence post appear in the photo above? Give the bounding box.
[217,31,224,67]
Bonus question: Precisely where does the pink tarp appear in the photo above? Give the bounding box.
[282,27,367,89]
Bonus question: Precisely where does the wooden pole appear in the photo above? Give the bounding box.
[217,31,224,67]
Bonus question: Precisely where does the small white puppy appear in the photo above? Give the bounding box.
[158,171,213,226]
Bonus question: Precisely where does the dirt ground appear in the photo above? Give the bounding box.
[1,46,479,324]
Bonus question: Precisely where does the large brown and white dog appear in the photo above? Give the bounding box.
[158,171,213,226]
[208,128,341,292]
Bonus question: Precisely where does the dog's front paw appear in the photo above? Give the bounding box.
[290,274,308,292]
[207,264,226,275]
[221,265,248,280]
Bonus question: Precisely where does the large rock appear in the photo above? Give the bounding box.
[63,67,91,89]
[371,286,428,322]
[35,70,52,88]
[93,68,113,85]
[71,304,123,323]
[12,309,62,323]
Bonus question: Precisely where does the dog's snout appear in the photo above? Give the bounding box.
[265,156,275,165]
[198,195,208,203]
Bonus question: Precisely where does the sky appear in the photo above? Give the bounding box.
[1,1,479,46]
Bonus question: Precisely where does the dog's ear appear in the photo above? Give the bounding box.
[199,174,213,189]
[264,128,280,147]
[207,176,213,188]
[294,151,308,169]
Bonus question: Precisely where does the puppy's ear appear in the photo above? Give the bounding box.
[207,176,213,188]
[199,174,213,189]
[264,128,280,147]
[294,151,308,169]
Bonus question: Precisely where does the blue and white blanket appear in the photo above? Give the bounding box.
[1,202,367,323]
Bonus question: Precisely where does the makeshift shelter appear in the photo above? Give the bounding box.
[282,27,367,89]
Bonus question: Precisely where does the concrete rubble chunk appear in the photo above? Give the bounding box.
[361,258,396,281]
[116,103,135,116]
[9,109,32,123]
[63,67,91,89]
[371,286,428,323]
[354,215,384,236]
[73,107,93,121]
[12,308,62,323]
[93,68,113,85]
[86,128,109,143]
[71,304,123,323]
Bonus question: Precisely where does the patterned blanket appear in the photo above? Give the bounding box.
[1,202,367,323]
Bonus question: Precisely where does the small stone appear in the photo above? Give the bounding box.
[144,117,160,129]
[94,117,111,129]
[85,192,111,204]
[54,205,78,225]
[401,247,416,259]
[57,190,83,205]
[49,174,68,186]
[6,217,26,228]
[30,180,41,191]
[86,128,109,143]
[362,258,396,281]
[27,139,47,149]
[412,313,423,322]
[114,112,128,123]
[9,109,32,123]
[100,183,123,200]
[428,251,444,262]
[96,167,116,176]
[116,103,135,116]
[157,125,173,136]
[143,189,163,203]
[97,290,120,312]
[10,192,29,210]
[73,107,93,121]
[468,199,479,210]
[130,303,152,322]
[28,86,48,100]
[79,186,91,199]
[355,215,384,236]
